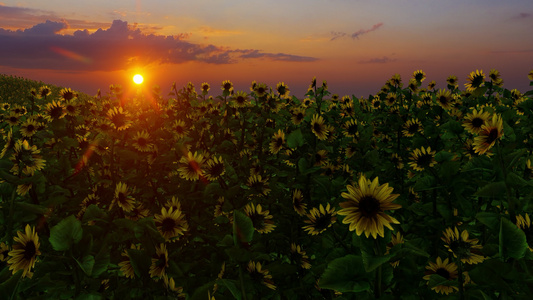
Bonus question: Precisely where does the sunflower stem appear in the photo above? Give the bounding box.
[374,238,383,298]
[5,187,17,245]
[239,265,248,300]
[457,259,465,300]
[496,140,516,223]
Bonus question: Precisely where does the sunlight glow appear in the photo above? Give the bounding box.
[133,74,144,84]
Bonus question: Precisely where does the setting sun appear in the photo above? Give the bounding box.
[133,74,144,84]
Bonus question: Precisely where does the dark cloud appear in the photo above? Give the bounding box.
[359,56,396,64]
[0,19,317,71]
[331,22,384,41]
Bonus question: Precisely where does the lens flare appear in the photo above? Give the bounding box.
[133,74,144,84]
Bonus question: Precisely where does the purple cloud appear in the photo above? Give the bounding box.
[359,56,396,64]
[0,19,317,72]
[331,22,384,41]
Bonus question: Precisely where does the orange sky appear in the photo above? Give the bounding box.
[1,1,532,97]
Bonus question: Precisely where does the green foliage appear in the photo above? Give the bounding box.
[1,72,533,299]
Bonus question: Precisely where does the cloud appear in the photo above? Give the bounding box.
[331,22,383,41]
[0,19,318,72]
[358,56,396,64]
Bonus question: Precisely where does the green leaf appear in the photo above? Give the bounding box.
[127,249,151,278]
[286,128,304,148]
[233,210,254,246]
[92,247,110,277]
[361,250,392,272]
[217,279,242,300]
[475,181,506,198]
[499,217,527,260]
[82,205,107,223]
[76,255,95,276]
[476,212,500,230]
[14,202,48,215]
[318,255,371,293]
[49,215,83,251]
[0,270,22,299]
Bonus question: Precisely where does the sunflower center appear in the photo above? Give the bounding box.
[436,267,451,279]
[314,214,332,231]
[161,218,176,232]
[313,122,322,133]
[486,128,499,144]
[137,138,147,146]
[26,124,35,132]
[249,214,266,230]
[416,154,433,168]
[118,192,127,204]
[471,117,484,128]
[275,137,283,147]
[347,124,358,135]
[208,162,224,177]
[359,196,381,217]
[24,241,37,259]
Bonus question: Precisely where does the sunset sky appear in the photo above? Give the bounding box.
[1,0,532,98]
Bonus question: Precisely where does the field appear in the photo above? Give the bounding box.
[1,70,533,299]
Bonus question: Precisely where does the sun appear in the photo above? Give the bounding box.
[133,74,144,84]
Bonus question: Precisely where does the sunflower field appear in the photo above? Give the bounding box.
[1,70,533,299]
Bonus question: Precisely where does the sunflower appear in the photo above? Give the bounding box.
[465,70,485,92]
[310,114,329,140]
[303,203,337,235]
[384,93,397,106]
[165,196,182,212]
[107,107,131,131]
[338,176,401,239]
[427,80,436,90]
[269,129,285,154]
[516,213,533,252]
[253,82,268,98]
[412,69,426,83]
[488,69,503,87]
[64,99,78,116]
[371,98,381,110]
[150,243,169,279]
[244,203,276,234]
[423,257,459,295]
[6,113,20,126]
[291,107,306,125]
[77,193,100,218]
[118,244,140,278]
[247,261,276,290]
[276,82,290,99]
[402,118,423,137]
[7,224,41,278]
[131,131,154,152]
[462,108,490,135]
[39,86,52,98]
[435,89,453,110]
[19,118,39,138]
[126,203,151,221]
[408,146,437,171]
[171,120,189,140]
[177,151,205,181]
[221,80,234,93]
[154,206,189,242]
[342,119,359,138]
[441,227,485,265]
[59,87,77,101]
[389,74,402,86]
[112,182,135,212]
[0,242,9,262]
[290,243,311,269]
[204,155,225,181]
[446,75,458,88]
[528,70,533,81]
[408,78,418,93]
[292,189,307,216]
[232,91,249,108]
[391,153,404,169]
[201,82,210,94]
[10,140,46,176]
[473,114,503,155]
[386,231,405,267]
[247,174,271,197]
